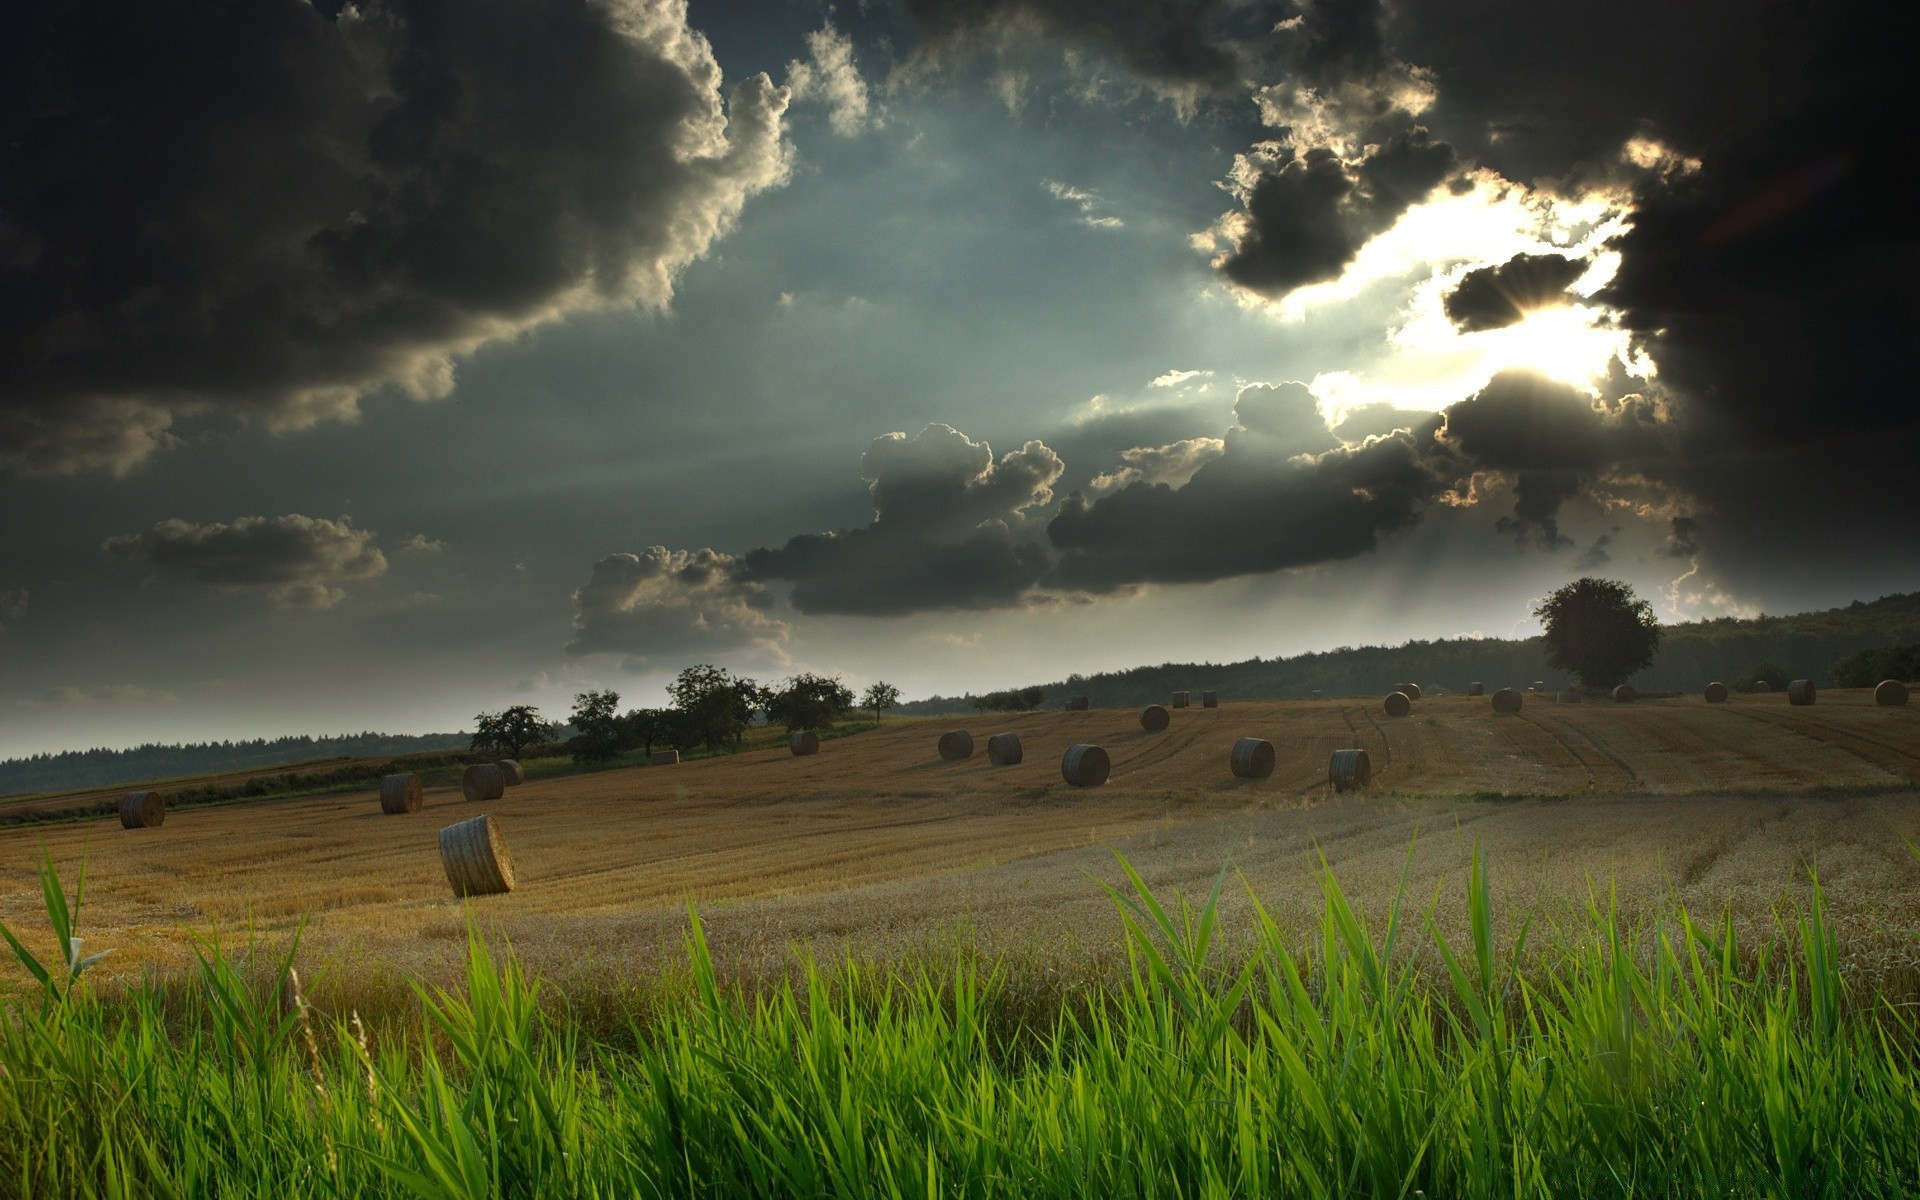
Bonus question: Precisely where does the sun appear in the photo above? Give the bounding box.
[1471,303,1633,390]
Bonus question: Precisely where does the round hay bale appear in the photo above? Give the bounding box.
[1311,690,1324,700]
[1201,690,1219,708]
[1229,737,1275,779]
[1491,688,1523,714]
[1875,679,1909,707]
[119,790,164,829]
[1556,691,1583,704]
[649,750,680,766]
[1329,749,1372,792]
[987,732,1023,765]
[461,764,505,803]
[494,760,525,787]
[1061,743,1110,787]
[1532,681,1547,692]
[1067,696,1090,711]
[379,773,423,815]
[438,814,515,898]
[1467,682,1485,697]
[1704,682,1729,703]
[1612,684,1637,704]
[1787,679,1816,706]
[1401,683,1422,700]
[1751,679,1773,693]
[1171,691,1190,709]
[1140,704,1171,731]
[1384,691,1411,718]
[790,730,821,756]
[937,730,975,761]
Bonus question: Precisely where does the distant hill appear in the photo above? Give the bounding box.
[0,731,472,798]
[896,592,1920,716]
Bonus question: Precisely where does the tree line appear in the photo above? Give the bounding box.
[471,667,902,765]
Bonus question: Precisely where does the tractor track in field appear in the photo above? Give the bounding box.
[1714,707,1918,778]
[1530,712,1642,788]
[1347,705,1393,767]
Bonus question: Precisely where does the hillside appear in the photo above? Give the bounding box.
[898,592,1920,715]
[0,730,472,798]
[3,689,1914,987]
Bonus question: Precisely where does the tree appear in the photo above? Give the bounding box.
[861,681,901,723]
[1735,662,1793,692]
[1533,577,1661,689]
[568,690,624,764]
[765,672,856,732]
[471,705,559,759]
[667,665,762,751]
[1832,643,1920,687]
[971,685,1048,713]
[620,708,667,757]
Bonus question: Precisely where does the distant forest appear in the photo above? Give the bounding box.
[9,593,1917,793]
[897,592,1920,716]
[0,731,471,798]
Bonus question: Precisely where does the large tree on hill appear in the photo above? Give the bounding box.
[862,681,901,723]
[667,665,763,751]
[766,673,856,732]
[568,690,625,764]
[1533,577,1662,689]
[471,705,559,759]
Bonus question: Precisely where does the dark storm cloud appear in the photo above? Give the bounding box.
[1384,0,1801,188]
[741,424,1063,615]
[565,366,1699,639]
[0,0,790,475]
[1443,252,1587,332]
[1232,381,1340,453]
[102,514,388,608]
[1214,127,1456,299]
[1661,516,1699,559]
[1439,372,1668,549]
[566,546,790,666]
[1047,417,1446,591]
[1573,534,1613,571]
[892,0,1249,97]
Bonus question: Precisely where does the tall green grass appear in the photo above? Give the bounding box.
[2,846,1916,1198]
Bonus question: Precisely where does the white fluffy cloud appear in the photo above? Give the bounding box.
[788,22,876,136]
[567,546,791,667]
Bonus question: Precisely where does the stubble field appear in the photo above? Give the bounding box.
[4,688,1917,999]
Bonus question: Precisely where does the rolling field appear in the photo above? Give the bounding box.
[3,689,1917,995]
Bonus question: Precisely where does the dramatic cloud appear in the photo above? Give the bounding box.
[1,0,791,475]
[1211,128,1457,300]
[1443,252,1587,331]
[892,0,1248,102]
[1438,371,1669,549]
[788,22,875,135]
[1090,437,1224,491]
[102,515,388,608]
[566,547,790,666]
[742,424,1063,615]
[1049,419,1446,591]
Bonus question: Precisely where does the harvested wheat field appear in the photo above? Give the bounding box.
[3,690,1918,997]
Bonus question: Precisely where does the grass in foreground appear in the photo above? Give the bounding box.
[2,847,1918,1198]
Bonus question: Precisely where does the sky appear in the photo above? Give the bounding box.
[2,0,1915,757]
